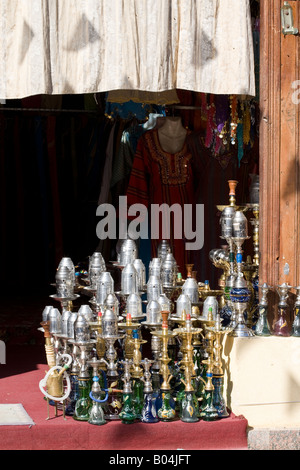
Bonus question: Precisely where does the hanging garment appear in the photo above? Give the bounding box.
[126,128,200,276]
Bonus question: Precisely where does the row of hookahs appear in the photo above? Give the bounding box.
[39,237,229,424]
[39,180,300,424]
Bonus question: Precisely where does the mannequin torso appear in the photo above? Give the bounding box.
[158,117,187,154]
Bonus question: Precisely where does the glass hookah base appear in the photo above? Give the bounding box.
[73,414,90,421]
[104,413,121,420]
[229,322,255,337]
[88,418,106,425]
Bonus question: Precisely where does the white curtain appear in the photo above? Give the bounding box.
[0,0,255,100]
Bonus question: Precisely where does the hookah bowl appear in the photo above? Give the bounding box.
[255,283,271,336]
[157,239,172,261]
[88,256,105,293]
[125,293,145,321]
[146,300,162,325]
[105,292,120,319]
[55,265,73,298]
[292,286,300,336]
[273,283,292,336]
[133,259,147,292]
[78,304,94,323]
[182,277,199,305]
[203,296,219,320]
[58,257,76,287]
[158,293,171,313]
[149,258,162,279]
[220,206,236,239]
[176,294,192,319]
[95,271,114,308]
[121,263,138,295]
[161,253,178,289]
[42,305,54,322]
[147,275,163,302]
[119,239,138,266]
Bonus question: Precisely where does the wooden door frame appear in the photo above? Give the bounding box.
[259,0,300,316]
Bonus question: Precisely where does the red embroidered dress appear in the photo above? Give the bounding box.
[126,128,197,275]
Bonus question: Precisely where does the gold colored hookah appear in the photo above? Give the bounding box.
[151,311,177,421]
[174,312,203,422]
[39,321,72,420]
[199,310,219,421]
[243,202,260,328]
[206,313,230,418]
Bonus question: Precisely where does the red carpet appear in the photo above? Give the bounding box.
[0,344,248,451]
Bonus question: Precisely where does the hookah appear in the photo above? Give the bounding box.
[131,329,147,418]
[255,283,272,336]
[140,358,159,423]
[247,202,260,325]
[87,357,108,425]
[206,314,230,418]
[273,283,292,337]
[292,286,300,336]
[39,321,72,420]
[64,311,81,416]
[119,359,137,424]
[152,311,177,421]
[228,210,255,337]
[200,310,219,421]
[100,308,124,420]
[174,313,202,422]
[69,313,96,421]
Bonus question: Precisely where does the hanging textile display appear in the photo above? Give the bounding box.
[0,0,255,100]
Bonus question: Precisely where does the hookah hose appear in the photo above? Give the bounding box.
[89,369,122,403]
[39,353,72,402]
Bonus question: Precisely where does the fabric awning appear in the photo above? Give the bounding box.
[0,0,255,100]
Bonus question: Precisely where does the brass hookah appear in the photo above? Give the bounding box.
[244,203,260,327]
[199,309,219,421]
[174,313,203,422]
[151,311,177,421]
[39,321,72,420]
[206,314,230,418]
[130,329,147,418]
